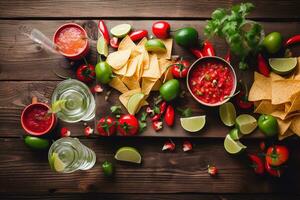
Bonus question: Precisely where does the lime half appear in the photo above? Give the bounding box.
[224,134,247,155]
[269,57,297,75]
[115,147,142,164]
[49,153,66,172]
[110,24,131,38]
[127,93,145,115]
[97,35,109,57]
[219,102,236,126]
[51,100,67,113]
[236,114,257,135]
[145,39,167,53]
[180,115,206,132]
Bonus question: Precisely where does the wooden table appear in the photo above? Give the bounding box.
[1,0,300,199]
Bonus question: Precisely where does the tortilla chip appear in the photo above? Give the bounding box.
[290,116,300,136]
[279,129,294,141]
[156,38,173,59]
[254,100,284,114]
[125,55,140,77]
[141,78,158,95]
[286,91,300,114]
[122,76,140,90]
[277,118,292,135]
[271,79,300,104]
[249,72,271,101]
[162,67,173,83]
[109,77,129,93]
[142,54,161,78]
[119,89,141,108]
[118,35,136,51]
[152,79,162,91]
[113,64,127,75]
[106,49,131,70]
[159,58,173,75]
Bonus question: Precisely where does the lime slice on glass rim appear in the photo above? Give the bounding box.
[49,153,66,172]
[127,93,145,115]
[224,134,247,155]
[51,99,67,113]
[219,102,236,126]
[180,115,206,133]
[110,24,131,38]
[145,39,167,53]
[235,114,257,135]
[268,57,297,75]
[115,147,142,164]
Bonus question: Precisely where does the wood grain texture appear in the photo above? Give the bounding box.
[0,137,300,193]
[1,20,300,81]
[1,0,300,19]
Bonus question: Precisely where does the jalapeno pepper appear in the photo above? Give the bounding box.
[98,20,110,43]
[284,34,300,47]
[236,80,253,110]
[129,30,148,42]
[257,53,270,77]
[202,41,215,57]
[189,48,203,58]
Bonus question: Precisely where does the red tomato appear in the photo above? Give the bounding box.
[171,59,190,78]
[248,154,264,175]
[266,145,289,166]
[164,105,175,126]
[76,64,95,83]
[152,21,170,39]
[97,117,116,136]
[118,114,139,136]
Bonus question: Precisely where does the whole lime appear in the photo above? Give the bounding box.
[95,61,113,84]
[263,32,282,54]
[174,27,199,47]
[159,79,180,101]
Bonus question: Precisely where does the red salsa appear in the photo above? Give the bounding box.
[55,26,86,55]
[189,60,234,104]
[23,105,52,133]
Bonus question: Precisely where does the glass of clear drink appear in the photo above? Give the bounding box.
[48,137,96,173]
[51,79,95,123]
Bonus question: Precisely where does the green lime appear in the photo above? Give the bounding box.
[174,27,199,47]
[127,93,145,115]
[224,134,247,155]
[115,147,142,164]
[269,57,297,75]
[180,115,206,132]
[145,39,167,53]
[159,79,180,101]
[219,102,236,127]
[51,100,66,113]
[102,161,114,177]
[229,128,241,140]
[95,61,113,84]
[262,32,282,54]
[97,35,108,57]
[110,24,131,38]
[24,136,50,150]
[236,114,257,135]
[49,153,66,172]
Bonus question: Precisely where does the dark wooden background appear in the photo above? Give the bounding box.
[1,0,300,199]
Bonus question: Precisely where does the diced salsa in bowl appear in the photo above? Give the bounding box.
[187,56,237,106]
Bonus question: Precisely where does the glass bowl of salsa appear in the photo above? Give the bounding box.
[21,97,56,136]
[53,23,89,60]
[187,56,237,107]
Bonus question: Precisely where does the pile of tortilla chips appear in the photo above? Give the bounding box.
[249,57,300,140]
[105,35,174,114]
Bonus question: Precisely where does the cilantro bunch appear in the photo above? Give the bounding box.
[204,3,263,70]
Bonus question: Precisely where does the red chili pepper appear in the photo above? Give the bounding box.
[248,154,264,175]
[159,101,167,115]
[284,34,300,47]
[98,20,110,43]
[183,140,193,152]
[164,105,175,126]
[110,37,119,49]
[207,165,218,176]
[189,48,203,58]
[151,114,161,122]
[236,80,253,110]
[257,53,270,77]
[152,121,163,131]
[202,41,215,57]
[162,139,175,151]
[225,49,231,63]
[129,30,148,42]
[265,161,282,177]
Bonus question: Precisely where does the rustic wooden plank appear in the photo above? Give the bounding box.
[1,193,300,200]
[0,137,300,193]
[1,20,300,81]
[0,0,300,19]
[0,81,94,137]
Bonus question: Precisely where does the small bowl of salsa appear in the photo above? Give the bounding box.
[187,56,237,107]
[53,23,89,60]
[21,97,56,136]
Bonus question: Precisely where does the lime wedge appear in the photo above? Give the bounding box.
[269,57,297,75]
[127,93,145,115]
[115,147,142,164]
[229,128,242,140]
[180,115,206,132]
[145,39,167,53]
[219,102,236,126]
[110,24,131,38]
[97,35,109,57]
[49,153,66,172]
[236,114,257,135]
[224,134,247,154]
[51,100,66,113]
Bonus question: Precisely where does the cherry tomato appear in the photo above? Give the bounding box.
[152,21,170,39]
[171,59,190,78]
[266,145,289,166]
[118,114,139,136]
[265,161,283,177]
[164,105,175,126]
[97,117,116,136]
[76,64,95,83]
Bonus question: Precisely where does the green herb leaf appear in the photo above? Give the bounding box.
[110,105,122,115]
[138,120,147,133]
[140,112,147,122]
[177,107,193,117]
